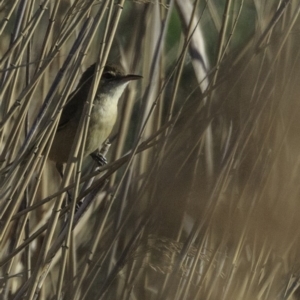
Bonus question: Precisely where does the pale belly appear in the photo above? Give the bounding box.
[84,116,116,156]
[49,103,117,163]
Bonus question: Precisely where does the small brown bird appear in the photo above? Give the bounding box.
[49,64,142,166]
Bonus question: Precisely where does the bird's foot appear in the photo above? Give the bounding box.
[90,152,108,167]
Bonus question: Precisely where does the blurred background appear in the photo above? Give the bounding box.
[0,0,300,299]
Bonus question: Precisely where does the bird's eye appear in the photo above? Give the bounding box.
[103,72,114,79]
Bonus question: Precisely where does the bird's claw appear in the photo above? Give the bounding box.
[90,152,108,166]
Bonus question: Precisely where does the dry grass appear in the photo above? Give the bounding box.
[0,0,300,299]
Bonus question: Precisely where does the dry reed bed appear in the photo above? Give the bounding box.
[0,0,299,299]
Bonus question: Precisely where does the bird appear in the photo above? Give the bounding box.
[48,63,142,168]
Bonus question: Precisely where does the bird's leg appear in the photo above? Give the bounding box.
[56,162,84,212]
[90,139,111,167]
[55,162,73,209]
[90,152,107,166]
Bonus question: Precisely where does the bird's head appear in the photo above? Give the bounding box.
[78,64,142,99]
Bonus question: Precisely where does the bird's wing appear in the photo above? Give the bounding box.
[57,65,95,132]
[57,90,79,131]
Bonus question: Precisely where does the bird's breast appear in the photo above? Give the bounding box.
[84,99,118,155]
